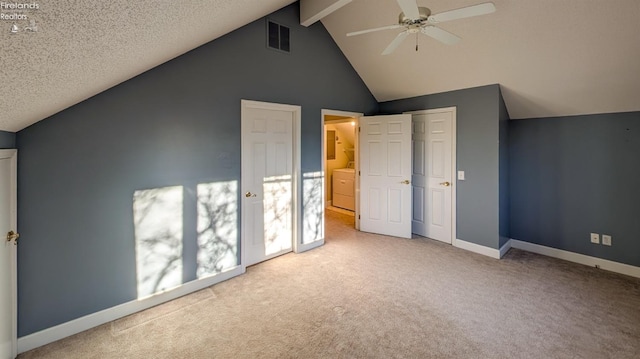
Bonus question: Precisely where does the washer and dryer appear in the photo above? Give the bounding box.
[332,161,355,211]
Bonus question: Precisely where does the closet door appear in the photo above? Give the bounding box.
[410,109,455,244]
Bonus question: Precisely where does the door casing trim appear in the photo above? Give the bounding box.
[240,100,302,268]
[0,149,17,358]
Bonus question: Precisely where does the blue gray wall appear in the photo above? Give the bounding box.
[17,0,638,339]
[16,3,377,336]
[509,111,640,267]
[0,130,15,148]
[498,88,510,248]
[379,84,503,250]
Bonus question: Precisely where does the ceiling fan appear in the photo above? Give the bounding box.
[347,0,496,55]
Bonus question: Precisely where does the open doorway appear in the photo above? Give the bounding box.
[321,109,362,230]
[320,108,457,244]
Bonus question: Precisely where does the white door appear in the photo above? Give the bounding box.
[359,114,412,238]
[241,101,299,266]
[0,149,17,359]
[411,110,454,243]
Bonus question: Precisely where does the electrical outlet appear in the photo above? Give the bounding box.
[590,233,600,244]
[602,235,612,246]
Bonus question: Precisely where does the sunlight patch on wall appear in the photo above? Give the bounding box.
[263,175,292,255]
[197,181,239,279]
[133,186,183,299]
[303,171,324,244]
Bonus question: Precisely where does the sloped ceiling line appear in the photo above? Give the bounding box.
[0,0,296,132]
[2,0,640,132]
[320,0,640,119]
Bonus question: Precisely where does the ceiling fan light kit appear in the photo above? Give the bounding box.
[347,0,496,55]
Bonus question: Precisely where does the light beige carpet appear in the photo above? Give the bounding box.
[19,210,640,358]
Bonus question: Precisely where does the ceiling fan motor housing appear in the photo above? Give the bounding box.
[399,7,431,25]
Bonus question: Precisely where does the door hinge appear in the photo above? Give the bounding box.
[358,127,361,132]
[358,215,361,219]
[6,230,19,245]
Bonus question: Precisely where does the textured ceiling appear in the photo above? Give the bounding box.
[0,0,295,132]
[321,0,640,119]
[2,1,639,132]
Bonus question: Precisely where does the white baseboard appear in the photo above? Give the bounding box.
[296,238,324,253]
[17,266,245,354]
[453,238,501,259]
[509,239,640,279]
[499,239,512,259]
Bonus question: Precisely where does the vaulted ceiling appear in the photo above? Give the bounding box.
[1,0,639,132]
[321,0,640,119]
[0,0,296,132]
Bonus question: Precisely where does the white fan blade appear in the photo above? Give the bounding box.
[347,24,403,37]
[382,31,409,55]
[421,26,461,45]
[428,2,496,23]
[396,0,420,20]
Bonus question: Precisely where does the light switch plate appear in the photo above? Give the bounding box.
[458,171,465,180]
[590,233,600,244]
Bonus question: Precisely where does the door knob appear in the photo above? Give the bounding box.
[439,181,451,187]
[400,180,411,185]
[245,192,257,198]
[6,230,19,245]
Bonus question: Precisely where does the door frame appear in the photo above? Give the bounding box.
[0,149,17,359]
[321,109,363,230]
[405,107,457,244]
[240,100,302,269]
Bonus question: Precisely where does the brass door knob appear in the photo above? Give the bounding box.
[6,230,19,245]
[400,180,410,185]
[439,181,451,187]
[245,192,257,198]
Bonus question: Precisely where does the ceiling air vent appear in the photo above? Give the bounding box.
[267,20,290,53]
